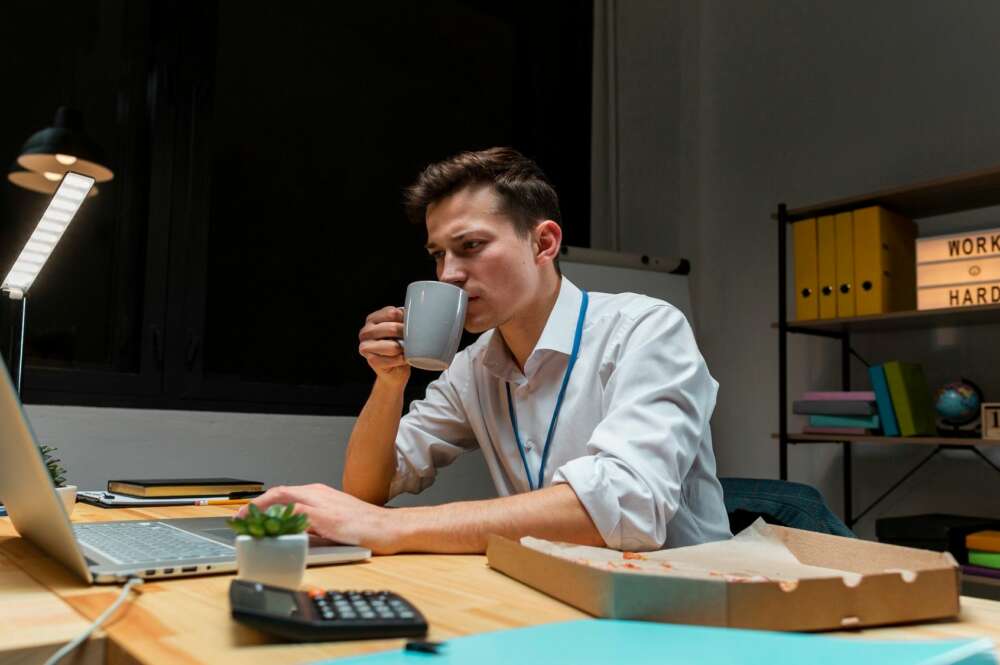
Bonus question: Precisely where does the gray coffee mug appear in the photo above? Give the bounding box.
[401,281,468,371]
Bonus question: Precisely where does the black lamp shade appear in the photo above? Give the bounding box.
[12,106,113,184]
[7,167,99,197]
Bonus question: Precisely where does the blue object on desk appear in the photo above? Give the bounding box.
[319,619,996,665]
[0,505,6,517]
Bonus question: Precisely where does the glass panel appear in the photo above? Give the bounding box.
[0,1,151,374]
[200,1,592,401]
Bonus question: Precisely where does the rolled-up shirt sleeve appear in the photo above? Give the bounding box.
[551,305,718,551]
[388,362,479,500]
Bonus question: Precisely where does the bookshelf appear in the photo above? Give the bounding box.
[775,166,1000,583]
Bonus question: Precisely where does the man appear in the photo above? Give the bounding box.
[243,147,731,553]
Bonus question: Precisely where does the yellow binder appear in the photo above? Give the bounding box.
[853,206,917,315]
[793,218,818,320]
[817,215,837,319]
[834,211,855,317]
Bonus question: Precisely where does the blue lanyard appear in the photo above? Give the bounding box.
[506,290,589,491]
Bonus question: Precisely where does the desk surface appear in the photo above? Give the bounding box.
[1,504,999,665]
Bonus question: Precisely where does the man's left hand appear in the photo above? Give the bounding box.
[236,483,403,554]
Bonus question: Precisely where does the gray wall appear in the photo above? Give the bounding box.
[599,0,1000,538]
[25,405,496,507]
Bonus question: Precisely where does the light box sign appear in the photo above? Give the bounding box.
[916,227,1000,310]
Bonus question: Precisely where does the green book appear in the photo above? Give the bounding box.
[882,361,937,436]
[969,550,1000,569]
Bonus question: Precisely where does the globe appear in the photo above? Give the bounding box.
[933,380,983,427]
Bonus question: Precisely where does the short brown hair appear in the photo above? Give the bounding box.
[404,147,561,236]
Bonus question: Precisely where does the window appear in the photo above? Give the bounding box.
[1,0,592,414]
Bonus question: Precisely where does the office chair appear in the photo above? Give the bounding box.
[720,477,855,538]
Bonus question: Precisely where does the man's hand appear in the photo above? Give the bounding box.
[237,483,404,554]
[358,306,410,387]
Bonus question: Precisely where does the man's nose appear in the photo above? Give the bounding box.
[438,256,467,286]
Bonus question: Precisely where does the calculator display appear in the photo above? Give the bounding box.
[261,588,299,616]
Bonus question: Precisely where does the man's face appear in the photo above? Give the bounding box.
[424,185,542,333]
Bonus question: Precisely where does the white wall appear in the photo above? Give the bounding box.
[599,0,1000,538]
[25,405,495,507]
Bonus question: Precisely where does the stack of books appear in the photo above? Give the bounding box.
[868,361,937,437]
[78,477,264,507]
[965,531,1000,579]
[794,391,880,434]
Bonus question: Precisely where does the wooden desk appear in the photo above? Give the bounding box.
[2,504,999,665]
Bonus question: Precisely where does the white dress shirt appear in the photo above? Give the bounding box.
[389,276,731,551]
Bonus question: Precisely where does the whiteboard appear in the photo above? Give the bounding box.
[559,246,694,325]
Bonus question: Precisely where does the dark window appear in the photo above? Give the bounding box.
[1,0,592,414]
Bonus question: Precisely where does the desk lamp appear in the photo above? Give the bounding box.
[2,172,96,393]
[7,106,113,193]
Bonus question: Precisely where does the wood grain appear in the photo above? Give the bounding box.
[1,503,998,663]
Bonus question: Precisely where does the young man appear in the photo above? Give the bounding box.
[242,148,731,554]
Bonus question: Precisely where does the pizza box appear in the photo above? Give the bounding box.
[486,524,960,632]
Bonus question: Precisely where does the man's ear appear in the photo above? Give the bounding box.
[534,220,562,267]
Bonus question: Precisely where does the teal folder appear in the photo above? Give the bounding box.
[870,364,901,436]
[320,619,996,665]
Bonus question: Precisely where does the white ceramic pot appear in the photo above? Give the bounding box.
[235,533,308,589]
[55,485,77,517]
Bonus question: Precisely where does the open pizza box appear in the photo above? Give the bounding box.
[486,520,960,632]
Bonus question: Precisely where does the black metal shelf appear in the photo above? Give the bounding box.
[776,164,1000,530]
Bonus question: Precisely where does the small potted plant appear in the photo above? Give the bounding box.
[229,503,309,589]
[40,444,76,516]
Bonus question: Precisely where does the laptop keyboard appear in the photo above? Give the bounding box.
[74,521,234,565]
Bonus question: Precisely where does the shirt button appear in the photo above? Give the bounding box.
[525,439,534,450]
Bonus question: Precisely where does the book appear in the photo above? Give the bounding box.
[817,214,837,319]
[78,490,261,508]
[793,218,818,321]
[962,563,1000,580]
[327,618,995,665]
[809,414,880,429]
[966,530,1000,554]
[968,550,1000,569]
[802,426,872,435]
[869,364,901,437]
[801,390,876,401]
[793,400,877,416]
[106,477,263,498]
[882,361,937,436]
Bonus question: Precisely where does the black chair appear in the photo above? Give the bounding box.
[720,477,855,538]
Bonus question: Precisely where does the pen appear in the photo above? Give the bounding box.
[194,498,251,506]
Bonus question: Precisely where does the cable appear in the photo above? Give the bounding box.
[43,576,143,665]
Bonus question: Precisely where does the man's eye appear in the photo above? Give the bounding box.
[463,240,483,251]
[429,251,445,261]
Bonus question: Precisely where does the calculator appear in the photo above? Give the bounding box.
[229,579,428,642]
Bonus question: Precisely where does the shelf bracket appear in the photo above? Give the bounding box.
[849,445,943,527]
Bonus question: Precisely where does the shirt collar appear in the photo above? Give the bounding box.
[482,276,583,383]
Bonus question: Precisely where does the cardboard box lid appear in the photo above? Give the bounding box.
[486,525,959,632]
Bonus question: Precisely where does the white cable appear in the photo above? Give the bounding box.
[43,576,143,665]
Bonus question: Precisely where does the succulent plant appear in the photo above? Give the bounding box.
[228,503,308,538]
[39,445,67,488]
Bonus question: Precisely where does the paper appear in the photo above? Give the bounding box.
[77,490,230,506]
[521,518,864,586]
[319,619,997,665]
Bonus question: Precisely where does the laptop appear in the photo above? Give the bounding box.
[0,355,370,584]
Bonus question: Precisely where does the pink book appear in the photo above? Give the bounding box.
[802,426,871,435]
[801,391,876,401]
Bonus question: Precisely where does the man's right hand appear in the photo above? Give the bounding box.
[358,306,410,387]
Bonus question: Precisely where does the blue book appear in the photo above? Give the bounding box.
[870,363,901,436]
[323,619,995,665]
[809,414,880,429]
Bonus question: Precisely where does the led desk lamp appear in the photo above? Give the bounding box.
[2,172,95,394]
